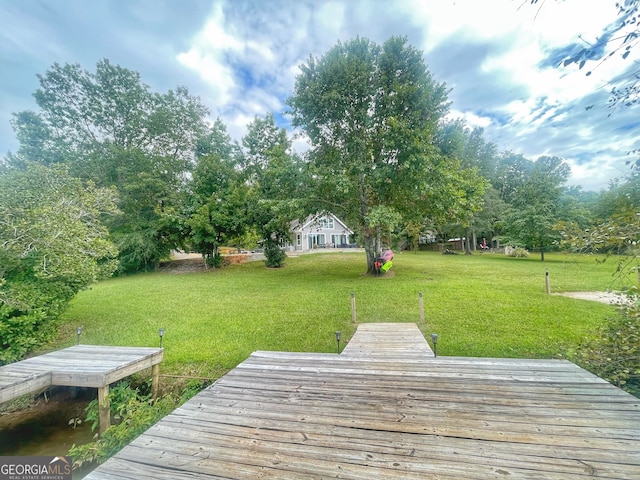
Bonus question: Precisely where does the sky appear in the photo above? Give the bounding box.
[1,0,638,191]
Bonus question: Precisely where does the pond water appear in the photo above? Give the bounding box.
[0,388,98,479]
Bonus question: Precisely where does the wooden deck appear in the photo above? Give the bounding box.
[86,323,640,479]
[341,322,434,358]
[0,345,163,432]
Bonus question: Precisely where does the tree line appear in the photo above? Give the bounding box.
[1,37,638,363]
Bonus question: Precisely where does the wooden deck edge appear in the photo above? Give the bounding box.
[0,371,52,403]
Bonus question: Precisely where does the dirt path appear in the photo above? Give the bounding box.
[555,291,633,305]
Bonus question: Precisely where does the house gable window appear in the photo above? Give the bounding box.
[318,216,334,229]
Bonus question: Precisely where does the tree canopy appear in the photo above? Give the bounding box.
[7,59,210,272]
[242,114,306,267]
[0,164,118,363]
[288,36,486,272]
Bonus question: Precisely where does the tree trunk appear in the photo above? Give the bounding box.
[464,228,472,255]
[364,230,380,274]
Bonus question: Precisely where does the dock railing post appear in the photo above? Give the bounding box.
[98,385,110,435]
[419,292,425,324]
[152,364,160,399]
[350,292,357,323]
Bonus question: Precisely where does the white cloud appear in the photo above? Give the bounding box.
[176,3,240,106]
[1,0,638,191]
[447,109,493,130]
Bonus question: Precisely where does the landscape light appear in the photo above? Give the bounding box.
[159,328,165,348]
[76,326,83,345]
[335,331,342,354]
[431,333,439,357]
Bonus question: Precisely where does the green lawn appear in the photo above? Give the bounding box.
[52,251,629,380]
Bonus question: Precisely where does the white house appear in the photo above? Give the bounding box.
[289,213,355,252]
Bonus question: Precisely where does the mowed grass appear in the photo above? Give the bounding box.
[52,251,630,379]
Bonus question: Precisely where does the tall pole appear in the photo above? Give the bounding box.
[351,292,357,323]
[419,292,425,324]
[545,270,551,294]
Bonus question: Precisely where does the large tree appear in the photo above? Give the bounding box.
[503,155,571,260]
[242,114,306,268]
[434,120,493,253]
[186,121,247,267]
[6,59,209,271]
[288,36,486,273]
[0,164,118,363]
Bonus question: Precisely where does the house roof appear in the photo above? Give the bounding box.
[291,212,354,235]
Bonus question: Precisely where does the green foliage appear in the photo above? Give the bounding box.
[508,247,530,258]
[186,132,248,268]
[0,164,118,363]
[242,114,307,269]
[401,221,423,251]
[104,148,185,273]
[558,209,639,275]
[7,59,209,273]
[503,156,570,260]
[69,381,200,468]
[573,298,640,396]
[264,242,287,268]
[552,201,639,397]
[287,36,486,273]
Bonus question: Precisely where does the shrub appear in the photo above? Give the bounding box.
[508,247,529,258]
[69,381,204,468]
[264,242,287,268]
[573,296,640,397]
[0,165,118,364]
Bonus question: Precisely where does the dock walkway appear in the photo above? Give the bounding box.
[86,323,640,479]
[340,322,434,358]
[0,345,163,432]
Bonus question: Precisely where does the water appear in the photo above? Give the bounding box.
[0,388,98,478]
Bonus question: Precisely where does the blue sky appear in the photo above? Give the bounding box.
[1,0,638,191]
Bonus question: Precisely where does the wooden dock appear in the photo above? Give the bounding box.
[0,345,163,432]
[341,322,434,358]
[86,323,640,479]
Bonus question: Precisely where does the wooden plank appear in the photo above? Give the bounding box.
[136,420,640,479]
[0,345,163,403]
[84,323,640,479]
[341,323,434,357]
[160,410,640,468]
[0,371,51,403]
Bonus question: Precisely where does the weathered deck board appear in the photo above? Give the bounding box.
[0,345,163,403]
[85,323,640,479]
[340,322,434,358]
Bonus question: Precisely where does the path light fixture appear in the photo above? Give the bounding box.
[159,328,165,348]
[431,333,439,357]
[335,331,342,354]
[76,326,83,345]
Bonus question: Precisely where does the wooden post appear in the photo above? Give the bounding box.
[545,270,551,294]
[98,384,110,435]
[152,364,160,399]
[419,292,425,324]
[350,292,357,323]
